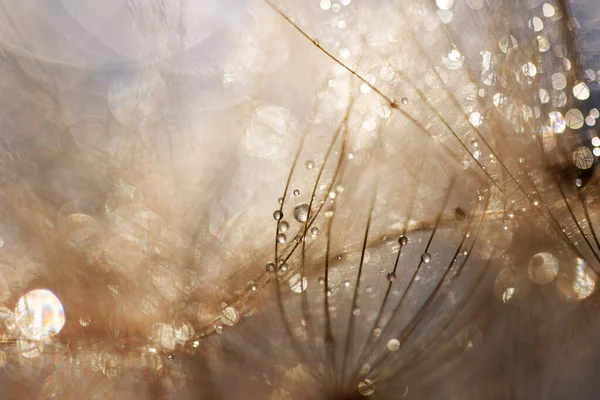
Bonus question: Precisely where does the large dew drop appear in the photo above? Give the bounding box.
[15,289,66,341]
[293,204,310,223]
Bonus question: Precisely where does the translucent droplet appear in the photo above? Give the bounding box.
[539,88,550,104]
[358,379,375,396]
[344,280,351,287]
[293,189,300,196]
[79,317,90,327]
[372,328,382,337]
[306,160,314,170]
[549,111,565,134]
[502,287,516,303]
[438,9,453,23]
[573,81,590,100]
[387,272,397,282]
[293,204,310,223]
[551,73,567,90]
[398,235,408,246]
[401,97,408,105]
[443,48,464,70]
[220,307,239,326]
[319,0,331,10]
[421,253,432,263]
[277,234,287,244]
[273,210,283,221]
[537,35,551,52]
[311,227,319,236]
[573,147,594,170]
[387,338,401,352]
[557,258,597,301]
[279,221,289,233]
[436,0,454,10]
[528,253,559,285]
[543,3,555,17]
[529,16,544,32]
[586,116,596,127]
[565,108,584,129]
[289,274,308,293]
[15,289,65,341]
[266,262,276,272]
[469,112,483,127]
[499,35,518,53]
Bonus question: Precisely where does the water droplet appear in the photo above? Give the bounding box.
[318,277,325,284]
[311,227,319,236]
[436,0,454,10]
[573,147,594,170]
[469,112,483,127]
[277,233,287,244]
[266,262,276,272]
[528,253,559,285]
[401,97,408,105]
[344,280,350,287]
[372,328,382,337]
[398,235,408,246]
[15,289,65,341]
[358,379,375,396]
[421,253,432,263]
[387,272,397,282]
[543,3,555,17]
[573,81,590,100]
[576,178,583,188]
[387,338,401,352]
[79,317,90,327]
[250,282,258,291]
[166,353,175,361]
[220,307,239,327]
[192,340,200,348]
[306,160,314,170]
[294,204,310,223]
[502,287,516,303]
[279,220,289,233]
[273,210,283,221]
[352,308,361,316]
[537,35,551,52]
[293,189,300,196]
[289,274,308,293]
